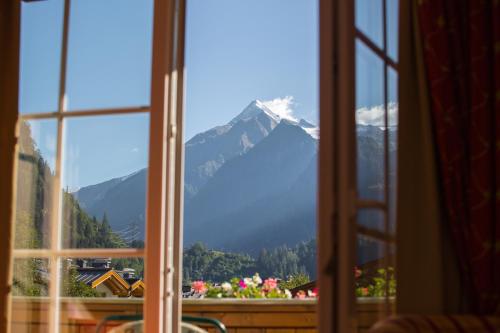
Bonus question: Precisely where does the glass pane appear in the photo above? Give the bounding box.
[61,114,149,248]
[66,0,153,110]
[357,209,385,232]
[356,0,383,49]
[388,68,398,233]
[19,0,63,114]
[10,258,50,332]
[59,258,144,332]
[386,0,399,61]
[15,120,57,249]
[356,235,395,329]
[356,41,386,201]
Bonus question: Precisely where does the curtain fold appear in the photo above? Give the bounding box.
[396,0,462,315]
[0,1,21,332]
[416,0,500,314]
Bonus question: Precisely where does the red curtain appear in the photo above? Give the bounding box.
[417,0,499,314]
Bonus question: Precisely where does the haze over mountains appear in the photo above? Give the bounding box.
[74,100,394,256]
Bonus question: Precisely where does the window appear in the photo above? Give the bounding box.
[10,0,399,332]
[10,0,163,331]
[317,0,399,331]
[354,0,398,324]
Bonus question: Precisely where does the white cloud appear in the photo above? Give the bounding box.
[356,102,398,128]
[259,96,298,122]
[131,147,139,153]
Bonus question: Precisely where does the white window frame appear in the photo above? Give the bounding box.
[12,0,185,332]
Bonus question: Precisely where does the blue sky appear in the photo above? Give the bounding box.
[184,0,319,139]
[20,0,396,190]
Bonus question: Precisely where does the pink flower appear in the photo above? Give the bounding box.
[295,290,307,299]
[239,279,247,289]
[192,281,207,294]
[263,278,278,291]
[354,267,362,279]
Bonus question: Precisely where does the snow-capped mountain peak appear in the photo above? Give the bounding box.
[229,100,281,125]
[229,99,319,139]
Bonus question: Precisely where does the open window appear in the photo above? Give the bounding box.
[9,0,399,332]
[10,0,184,332]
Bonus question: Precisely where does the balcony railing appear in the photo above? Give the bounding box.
[11,297,391,332]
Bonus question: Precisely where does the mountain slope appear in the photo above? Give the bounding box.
[73,169,147,241]
[184,120,318,241]
[184,100,279,198]
[72,100,401,255]
[186,153,318,254]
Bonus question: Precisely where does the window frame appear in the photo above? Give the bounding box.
[318,0,399,331]
[11,0,184,332]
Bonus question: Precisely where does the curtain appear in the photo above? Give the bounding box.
[416,0,500,314]
[0,0,21,332]
[396,0,462,315]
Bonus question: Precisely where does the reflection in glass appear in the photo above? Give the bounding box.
[357,209,385,232]
[15,120,57,249]
[61,114,149,248]
[388,68,398,233]
[355,235,395,329]
[58,258,144,332]
[355,0,383,48]
[66,0,153,110]
[11,258,50,332]
[60,257,144,298]
[386,0,399,61]
[19,0,63,114]
[356,235,395,298]
[12,258,49,297]
[356,41,386,201]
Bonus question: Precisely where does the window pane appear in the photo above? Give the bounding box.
[15,120,57,249]
[356,0,383,48]
[66,0,153,110]
[356,40,386,201]
[10,258,50,332]
[356,235,395,328]
[386,0,399,61]
[58,257,144,332]
[357,209,385,233]
[388,68,398,233]
[61,114,149,248]
[19,0,63,114]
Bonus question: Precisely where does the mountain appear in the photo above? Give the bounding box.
[184,120,318,252]
[73,169,147,241]
[74,100,319,245]
[183,100,315,199]
[73,101,393,255]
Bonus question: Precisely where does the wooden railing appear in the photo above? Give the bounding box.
[11,297,391,332]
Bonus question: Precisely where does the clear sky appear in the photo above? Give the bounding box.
[184,0,319,140]
[20,0,396,190]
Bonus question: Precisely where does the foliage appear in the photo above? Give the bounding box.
[183,242,256,284]
[13,121,142,297]
[61,264,104,298]
[112,258,145,277]
[279,273,310,290]
[183,240,317,285]
[189,273,316,299]
[355,267,396,297]
[12,259,49,297]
